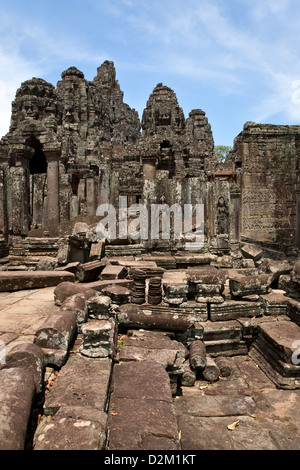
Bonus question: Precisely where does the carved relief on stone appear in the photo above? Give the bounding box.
[217,196,229,235]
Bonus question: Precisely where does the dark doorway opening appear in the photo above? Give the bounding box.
[26,136,47,175]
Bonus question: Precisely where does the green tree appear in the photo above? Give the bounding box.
[214,145,232,162]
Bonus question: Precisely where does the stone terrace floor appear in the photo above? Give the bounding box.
[1,287,300,450]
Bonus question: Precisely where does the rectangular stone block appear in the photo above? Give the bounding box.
[210,300,263,321]
[0,270,75,292]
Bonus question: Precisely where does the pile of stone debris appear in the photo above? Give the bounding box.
[0,239,300,450]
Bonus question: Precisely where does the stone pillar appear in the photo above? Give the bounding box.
[230,187,241,243]
[296,191,300,249]
[9,145,33,236]
[45,150,60,227]
[0,167,7,238]
[86,177,97,216]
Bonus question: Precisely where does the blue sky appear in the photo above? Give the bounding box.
[1,0,300,146]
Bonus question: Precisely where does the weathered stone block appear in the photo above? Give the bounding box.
[80,318,117,358]
[87,295,112,319]
[34,311,77,365]
[60,293,89,328]
[76,260,106,282]
[0,270,75,292]
[241,243,263,262]
[229,274,273,297]
[99,265,126,280]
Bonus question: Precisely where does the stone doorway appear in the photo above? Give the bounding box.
[26,136,48,230]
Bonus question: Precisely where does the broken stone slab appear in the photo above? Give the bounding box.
[189,340,206,370]
[259,258,293,281]
[202,356,220,382]
[0,270,75,292]
[187,266,226,285]
[55,261,80,274]
[34,311,77,366]
[101,285,131,305]
[0,367,36,450]
[2,342,44,394]
[287,298,300,325]
[241,243,263,262]
[43,354,112,416]
[54,281,98,305]
[279,274,300,299]
[33,406,107,450]
[76,260,106,282]
[249,345,300,390]
[107,361,180,450]
[80,318,117,358]
[118,329,188,373]
[259,291,289,316]
[291,259,300,281]
[229,274,273,298]
[256,320,300,365]
[87,278,134,292]
[99,265,126,280]
[89,241,105,261]
[60,293,89,329]
[210,300,263,321]
[86,295,112,319]
[195,283,224,296]
[202,320,242,343]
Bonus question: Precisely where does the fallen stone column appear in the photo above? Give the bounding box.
[3,342,45,394]
[180,359,196,387]
[54,281,98,305]
[202,356,220,382]
[60,293,89,330]
[0,367,36,450]
[214,356,232,377]
[189,340,207,370]
[117,306,194,331]
[34,311,77,367]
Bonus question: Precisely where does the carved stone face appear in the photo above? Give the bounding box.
[21,98,40,121]
[11,78,57,128]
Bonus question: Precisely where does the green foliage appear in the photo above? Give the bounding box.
[214,145,232,162]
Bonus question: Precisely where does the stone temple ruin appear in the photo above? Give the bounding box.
[1,61,300,450]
